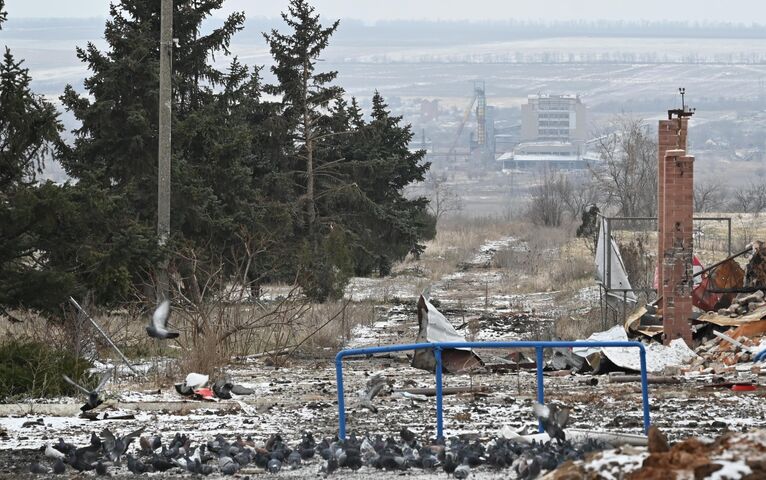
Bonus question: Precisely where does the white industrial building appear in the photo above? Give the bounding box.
[500,94,592,169]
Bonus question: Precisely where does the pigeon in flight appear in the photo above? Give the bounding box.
[146,300,179,339]
[533,402,570,444]
[101,426,145,463]
[62,370,111,412]
[358,374,388,413]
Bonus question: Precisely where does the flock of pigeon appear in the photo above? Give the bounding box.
[35,300,607,477]
[28,402,602,478]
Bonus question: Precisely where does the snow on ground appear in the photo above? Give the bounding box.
[3,232,765,479]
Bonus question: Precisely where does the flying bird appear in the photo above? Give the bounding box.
[533,402,570,444]
[358,374,388,413]
[146,299,179,339]
[101,426,145,463]
[62,370,111,412]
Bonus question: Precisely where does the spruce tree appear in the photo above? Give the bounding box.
[263,0,347,300]
[59,0,269,302]
[0,2,68,313]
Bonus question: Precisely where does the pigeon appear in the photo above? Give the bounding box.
[150,454,176,472]
[146,299,179,339]
[454,463,471,479]
[267,458,282,473]
[533,402,570,444]
[219,455,239,475]
[421,451,439,470]
[62,370,111,412]
[94,461,108,476]
[52,438,75,456]
[230,384,254,395]
[45,443,66,460]
[139,434,162,454]
[66,449,96,472]
[29,462,50,474]
[233,448,252,466]
[52,458,66,474]
[358,374,388,413]
[442,450,458,474]
[400,428,416,446]
[287,450,302,468]
[101,426,145,462]
[298,432,316,459]
[212,380,234,400]
[126,455,148,474]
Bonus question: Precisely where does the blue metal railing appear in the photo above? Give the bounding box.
[335,341,650,440]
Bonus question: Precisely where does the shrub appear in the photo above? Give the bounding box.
[0,340,92,400]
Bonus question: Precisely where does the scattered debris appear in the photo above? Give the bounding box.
[411,295,483,373]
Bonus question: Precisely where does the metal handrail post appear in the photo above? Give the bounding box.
[639,346,650,432]
[336,354,347,440]
[535,346,544,432]
[434,347,444,440]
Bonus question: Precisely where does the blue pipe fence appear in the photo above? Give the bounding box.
[335,341,651,441]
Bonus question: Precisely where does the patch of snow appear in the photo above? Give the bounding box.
[584,449,648,480]
[708,459,752,480]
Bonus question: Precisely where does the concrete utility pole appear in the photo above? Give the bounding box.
[157,0,172,301]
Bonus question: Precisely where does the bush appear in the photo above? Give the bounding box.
[0,340,92,400]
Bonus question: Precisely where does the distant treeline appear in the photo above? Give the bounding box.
[346,52,766,65]
[4,17,766,45]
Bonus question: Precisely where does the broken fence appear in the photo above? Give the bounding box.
[335,341,651,441]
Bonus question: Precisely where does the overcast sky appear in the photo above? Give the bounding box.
[4,0,766,23]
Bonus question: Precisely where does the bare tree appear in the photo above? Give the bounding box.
[694,181,727,213]
[527,168,567,227]
[561,175,604,221]
[590,116,657,217]
[730,182,766,214]
[425,170,463,222]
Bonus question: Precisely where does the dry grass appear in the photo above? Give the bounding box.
[555,307,604,340]
[493,222,595,293]
[404,214,529,282]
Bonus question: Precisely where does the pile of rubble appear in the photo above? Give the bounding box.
[715,291,766,318]
[548,427,766,479]
[692,318,766,369]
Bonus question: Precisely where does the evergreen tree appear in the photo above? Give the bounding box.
[264,2,435,299]
[263,0,347,300]
[58,0,269,303]
[0,2,67,313]
[328,92,435,276]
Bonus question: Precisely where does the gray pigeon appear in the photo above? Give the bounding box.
[52,458,66,474]
[62,370,111,412]
[533,402,570,444]
[358,374,388,413]
[212,380,233,400]
[454,463,471,479]
[101,426,145,462]
[29,462,50,474]
[146,300,179,339]
[267,458,282,473]
[218,456,239,475]
[94,461,108,476]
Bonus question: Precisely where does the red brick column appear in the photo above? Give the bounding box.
[657,119,687,292]
[660,149,694,346]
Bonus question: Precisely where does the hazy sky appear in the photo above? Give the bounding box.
[4,0,766,23]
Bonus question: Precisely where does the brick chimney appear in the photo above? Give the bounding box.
[657,118,693,346]
[657,119,688,291]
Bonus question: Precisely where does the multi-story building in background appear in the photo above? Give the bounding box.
[499,94,592,169]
